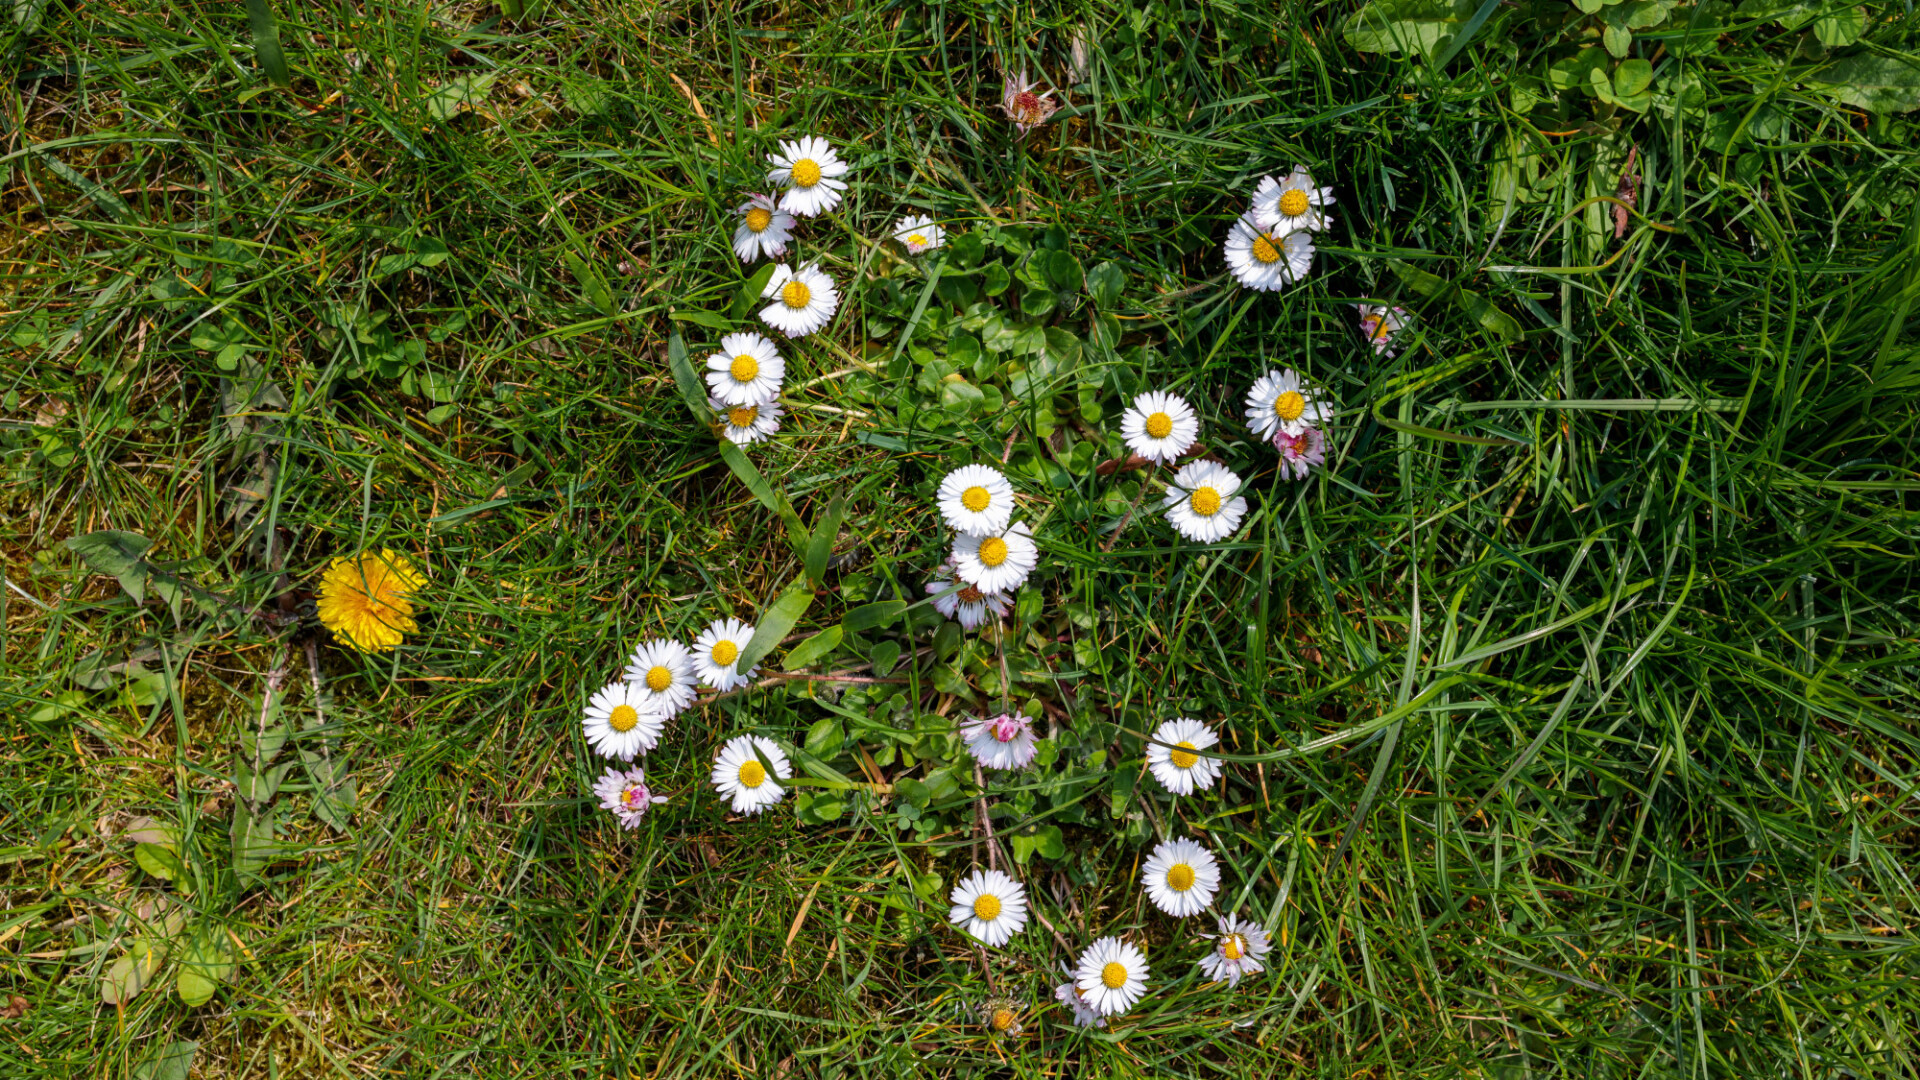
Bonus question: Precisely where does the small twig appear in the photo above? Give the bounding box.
[975,762,1002,872]
[1101,464,1156,553]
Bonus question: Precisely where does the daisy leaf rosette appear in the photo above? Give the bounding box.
[711,734,792,815]
[936,464,1015,537]
[760,262,839,338]
[1119,390,1199,464]
[1245,368,1327,440]
[732,193,795,262]
[1075,936,1150,1017]
[705,331,785,406]
[950,521,1037,594]
[947,868,1029,947]
[1142,837,1221,917]
[1162,460,1248,544]
[765,135,849,217]
[1249,167,1336,235]
[1145,716,1223,795]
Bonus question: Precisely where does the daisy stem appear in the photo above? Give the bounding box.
[1101,463,1155,553]
[973,762,1005,872]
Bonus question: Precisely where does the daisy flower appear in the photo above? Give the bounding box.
[926,564,1011,630]
[894,214,944,255]
[1224,213,1313,292]
[1142,837,1221,918]
[705,331,784,406]
[593,765,667,829]
[766,135,849,218]
[1355,303,1409,357]
[1275,427,1327,480]
[936,464,1015,537]
[759,261,839,338]
[692,617,757,691]
[623,638,697,715]
[1245,368,1327,441]
[710,735,792,815]
[1197,913,1272,988]
[951,521,1037,594]
[1054,979,1106,1028]
[980,997,1024,1037]
[731,193,795,262]
[949,868,1029,947]
[1250,167,1336,235]
[582,680,668,761]
[1163,460,1248,544]
[316,548,425,652]
[959,712,1038,771]
[1145,717,1223,796]
[712,395,783,446]
[1119,390,1198,465]
[1000,70,1059,136]
[1074,937,1149,1018]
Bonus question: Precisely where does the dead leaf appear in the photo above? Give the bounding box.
[1,995,27,1019]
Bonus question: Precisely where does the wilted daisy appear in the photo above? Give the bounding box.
[937,464,1015,536]
[760,261,839,338]
[692,617,757,691]
[582,680,668,760]
[1119,390,1198,465]
[1224,213,1313,292]
[926,564,1011,630]
[960,712,1038,771]
[766,135,849,217]
[1143,837,1221,917]
[712,395,783,446]
[710,735,792,815]
[705,331,785,406]
[1162,460,1248,544]
[948,868,1029,947]
[979,997,1024,1037]
[1054,979,1106,1028]
[623,638,697,715]
[893,214,945,255]
[731,193,795,262]
[1355,303,1409,357]
[1245,368,1327,441]
[1074,937,1149,1017]
[1275,427,1327,480]
[1250,167,1336,235]
[1000,70,1059,136]
[316,548,425,652]
[593,765,667,829]
[1197,913,1272,988]
[951,521,1037,594]
[1145,717,1223,796]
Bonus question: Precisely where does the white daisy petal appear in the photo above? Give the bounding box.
[946,869,1029,948]
[1224,213,1310,292]
[710,735,792,815]
[767,136,849,217]
[1162,460,1248,544]
[1141,837,1221,918]
[1119,391,1199,465]
[1244,368,1328,440]
[1144,717,1223,796]
[1197,913,1272,988]
[582,681,669,760]
[711,394,783,446]
[1054,980,1107,1028]
[1249,167,1336,235]
[1074,936,1150,1017]
[951,521,1038,594]
[732,193,796,262]
[705,331,786,406]
[936,464,1015,536]
[692,617,758,691]
[759,262,839,338]
[893,214,946,255]
[622,638,697,715]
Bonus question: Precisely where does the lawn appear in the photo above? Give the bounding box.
[5,1,1920,1077]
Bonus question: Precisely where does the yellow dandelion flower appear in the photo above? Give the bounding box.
[316,548,424,652]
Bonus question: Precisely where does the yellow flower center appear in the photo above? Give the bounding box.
[782,278,812,309]
[1273,390,1306,421]
[608,704,640,733]
[645,665,672,692]
[745,206,773,233]
[791,158,822,187]
[727,406,759,428]
[1251,233,1281,264]
[1101,961,1129,989]
[960,485,991,513]
[730,354,760,382]
[977,537,1009,567]
[990,1007,1014,1031]
[1166,863,1196,892]
[908,233,927,247]
[1222,933,1245,960]
[711,640,739,666]
[738,759,768,788]
[1170,741,1199,769]
[1144,412,1173,440]
[1190,487,1222,517]
[1279,188,1310,217]
[973,894,1001,921]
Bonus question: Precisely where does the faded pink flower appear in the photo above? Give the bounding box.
[1275,427,1326,480]
[1001,70,1059,136]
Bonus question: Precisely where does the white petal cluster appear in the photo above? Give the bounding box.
[766,135,850,217]
[1145,717,1222,795]
[947,869,1029,947]
[760,262,839,338]
[1225,166,1331,290]
[1119,391,1199,464]
[710,735,792,815]
[894,214,944,255]
[1074,937,1149,1017]
[1197,913,1272,988]
[623,638,697,716]
[1142,837,1221,917]
[1162,460,1248,544]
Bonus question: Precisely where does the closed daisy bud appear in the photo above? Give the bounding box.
[893,214,945,255]
[710,735,792,815]
[623,638,697,716]
[951,521,1037,594]
[1197,914,1272,988]
[1245,368,1327,441]
[692,617,757,691]
[1142,837,1220,918]
[1119,390,1199,464]
[706,331,785,406]
[1162,461,1248,544]
[732,193,795,262]
[711,395,783,446]
[1074,937,1149,1017]
[583,681,668,761]
[937,464,1015,537]
[948,869,1029,947]
[1224,213,1313,292]
[959,712,1038,771]
[766,135,849,218]
[1145,717,1222,795]
[593,765,667,829]
[760,262,839,338]
[1250,167,1336,235]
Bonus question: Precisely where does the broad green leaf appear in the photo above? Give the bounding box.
[412,236,449,267]
[869,640,902,676]
[1084,261,1125,306]
[669,308,733,330]
[733,262,779,321]
[1548,47,1610,94]
[717,441,806,552]
[232,805,278,876]
[63,530,151,603]
[243,0,289,88]
[842,600,907,633]
[1388,260,1523,343]
[134,843,186,881]
[562,248,616,316]
[102,938,168,1004]
[1343,0,1481,61]
[737,578,814,675]
[1814,9,1864,46]
[133,1040,198,1080]
[804,494,846,587]
[301,746,358,833]
[1812,54,1920,114]
[804,717,844,757]
[174,927,232,1007]
[666,331,710,425]
[783,625,844,671]
[424,72,497,122]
